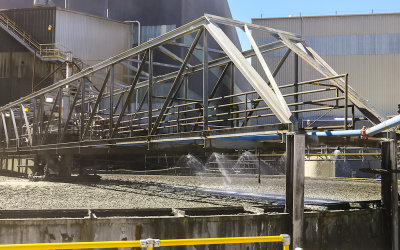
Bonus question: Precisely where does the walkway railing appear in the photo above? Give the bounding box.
[0,13,71,61]
[0,234,290,250]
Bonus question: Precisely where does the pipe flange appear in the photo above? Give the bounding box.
[140,238,160,248]
[281,234,290,246]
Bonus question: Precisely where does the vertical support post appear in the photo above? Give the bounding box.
[1,113,9,148]
[203,30,209,131]
[177,106,180,133]
[58,87,62,143]
[381,139,399,250]
[351,105,355,129]
[286,133,305,249]
[21,104,32,146]
[336,88,340,107]
[80,79,86,140]
[244,93,248,126]
[184,75,188,132]
[32,98,37,146]
[344,74,349,130]
[293,134,305,249]
[39,95,44,139]
[109,65,114,138]
[294,54,299,120]
[285,134,294,216]
[230,63,235,128]
[10,109,19,149]
[148,49,153,136]
[31,51,36,93]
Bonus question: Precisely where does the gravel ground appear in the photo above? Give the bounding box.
[0,174,386,210]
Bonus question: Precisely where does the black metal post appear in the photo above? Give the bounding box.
[286,133,305,249]
[285,134,294,214]
[381,139,399,250]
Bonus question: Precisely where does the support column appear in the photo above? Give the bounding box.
[148,50,153,136]
[80,79,86,139]
[286,133,305,249]
[62,63,73,122]
[381,139,399,250]
[59,154,73,177]
[109,65,114,138]
[32,98,37,146]
[203,30,209,131]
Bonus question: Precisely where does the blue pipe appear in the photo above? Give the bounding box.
[306,130,361,137]
[98,115,400,148]
[306,114,400,137]
[366,114,400,136]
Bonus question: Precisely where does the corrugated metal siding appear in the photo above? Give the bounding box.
[1,8,56,44]
[253,14,400,118]
[55,9,132,65]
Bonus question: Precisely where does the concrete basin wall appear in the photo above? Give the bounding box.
[0,209,387,249]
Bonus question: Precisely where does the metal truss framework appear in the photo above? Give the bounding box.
[0,14,386,154]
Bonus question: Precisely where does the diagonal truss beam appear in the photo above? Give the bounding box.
[81,68,111,140]
[120,61,149,77]
[111,51,149,138]
[157,46,192,68]
[41,90,61,144]
[21,104,32,146]
[279,34,385,124]
[244,25,291,116]
[60,80,83,143]
[150,29,204,135]
[205,21,292,124]
[244,48,291,125]
[209,63,231,99]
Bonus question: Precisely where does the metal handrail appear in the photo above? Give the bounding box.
[0,234,290,250]
[0,14,71,61]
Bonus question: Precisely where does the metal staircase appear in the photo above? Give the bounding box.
[0,13,71,62]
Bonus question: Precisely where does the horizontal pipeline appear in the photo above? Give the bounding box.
[0,235,289,249]
[306,114,400,137]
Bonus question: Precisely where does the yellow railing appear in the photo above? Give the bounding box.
[39,43,71,61]
[0,235,290,250]
[0,14,71,61]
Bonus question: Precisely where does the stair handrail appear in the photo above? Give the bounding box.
[0,13,71,61]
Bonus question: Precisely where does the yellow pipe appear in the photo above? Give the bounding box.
[159,235,283,246]
[0,240,141,250]
[0,236,287,249]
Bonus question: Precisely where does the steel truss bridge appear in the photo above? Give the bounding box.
[0,14,399,250]
[0,14,388,165]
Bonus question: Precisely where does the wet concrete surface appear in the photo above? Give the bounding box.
[0,174,386,209]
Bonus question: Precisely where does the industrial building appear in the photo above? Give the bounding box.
[252,13,400,121]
